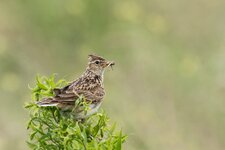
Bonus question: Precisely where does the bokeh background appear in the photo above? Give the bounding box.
[1,0,225,149]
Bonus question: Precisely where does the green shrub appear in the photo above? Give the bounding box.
[25,75,127,150]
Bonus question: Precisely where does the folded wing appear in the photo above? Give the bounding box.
[36,85,105,111]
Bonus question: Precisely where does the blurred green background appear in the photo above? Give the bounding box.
[1,0,225,149]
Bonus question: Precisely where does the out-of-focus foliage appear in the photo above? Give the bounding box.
[25,75,126,150]
[1,0,225,149]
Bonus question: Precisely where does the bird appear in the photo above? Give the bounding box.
[36,54,115,119]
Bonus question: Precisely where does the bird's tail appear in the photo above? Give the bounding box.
[36,98,58,107]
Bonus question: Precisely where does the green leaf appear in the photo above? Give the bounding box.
[81,128,87,144]
[26,141,37,149]
[24,102,35,109]
[30,131,37,140]
[115,131,122,150]
[36,76,48,90]
[109,123,117,135]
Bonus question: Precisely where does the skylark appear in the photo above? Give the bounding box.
[37,54,115,119]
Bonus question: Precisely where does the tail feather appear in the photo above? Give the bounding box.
[36,98,59,107]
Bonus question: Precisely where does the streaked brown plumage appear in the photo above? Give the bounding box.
[37,54,115,118]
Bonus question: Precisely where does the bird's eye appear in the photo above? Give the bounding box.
[95,61,100,64]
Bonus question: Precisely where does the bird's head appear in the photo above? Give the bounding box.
[87,54,115,76]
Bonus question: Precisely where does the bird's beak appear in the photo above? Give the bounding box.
[105,61,115,70]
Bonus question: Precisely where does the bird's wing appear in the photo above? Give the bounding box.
[52,77,85,97]
[54,86,105,103]
[37,86,105,107]
[37,74,104,108]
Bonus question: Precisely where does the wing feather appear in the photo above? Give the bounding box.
[37,76,105,109]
